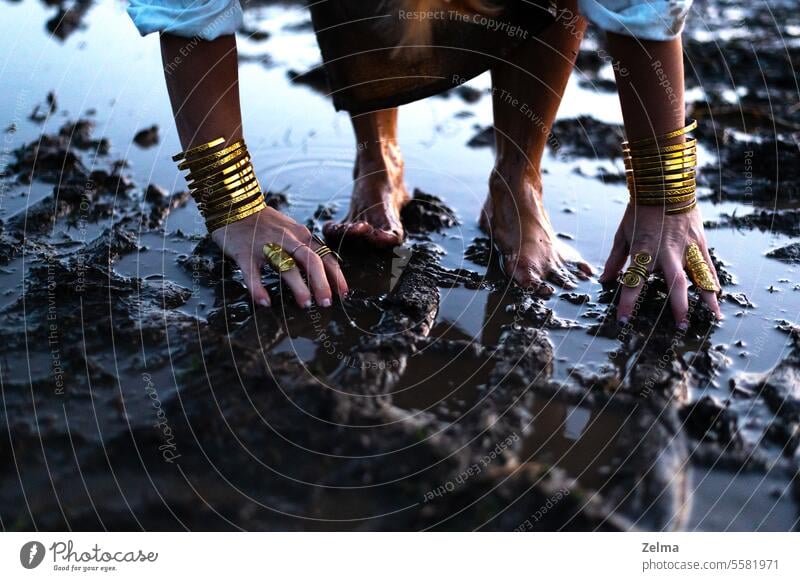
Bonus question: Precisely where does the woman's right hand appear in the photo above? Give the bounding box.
[211,207,348,308]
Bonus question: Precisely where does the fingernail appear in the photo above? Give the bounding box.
[677,321,689,331]
[618,316,629,326]
[258,299,270,308]
[303,299,313,309]
[321,298,332,308]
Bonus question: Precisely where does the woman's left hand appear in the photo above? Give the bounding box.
[598,204,722,327]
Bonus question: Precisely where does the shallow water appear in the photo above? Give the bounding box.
[0,0,798,530]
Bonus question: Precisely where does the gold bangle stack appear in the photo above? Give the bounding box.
[173,137,267,232]
[623,120,698,216]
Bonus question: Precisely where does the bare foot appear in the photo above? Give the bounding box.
[479,172,593,295]
[323,142,409,249]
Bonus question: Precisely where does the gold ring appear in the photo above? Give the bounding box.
[315,245,333,259]
[685,243,718,292]
[620,252,652,288]
[287,242,308,257]
[311,235,340,262]
[262,243,296,273]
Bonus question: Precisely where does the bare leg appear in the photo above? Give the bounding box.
[323,108,409,248]
[597,34,721,324]
[483,0,592,293]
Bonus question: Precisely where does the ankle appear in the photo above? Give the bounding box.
[355,141,403,177]
[489,166,542,199]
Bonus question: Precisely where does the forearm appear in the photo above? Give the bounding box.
[160,33,243,149]
[605,33,685,141]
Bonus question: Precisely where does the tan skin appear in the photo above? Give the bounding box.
[325,0,595,294]
[326,1,721,324]
[160,33,347,309]
[597,33,722,325]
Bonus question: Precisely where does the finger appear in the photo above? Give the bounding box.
[238,256,271,308]
[599,233,630,283]
[696,242,721,290]
[279,265,314,309]
[691,240,723,320]
[308,238,349,298]
[699,289,722,320]
[617,279,644,324]
[662,257,690,328]
[291,243,334,307]
[692,245,723,318]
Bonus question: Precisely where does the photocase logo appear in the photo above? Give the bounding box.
[20,541,46,569]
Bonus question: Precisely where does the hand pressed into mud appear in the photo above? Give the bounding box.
[211,207,348,309]
[480,175,593,295]
[323,150,410,249]
[599,204,722,326]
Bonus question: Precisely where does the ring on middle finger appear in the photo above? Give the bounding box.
[621,251,652,288]
[685,243,718,293]
[262,243,296,273]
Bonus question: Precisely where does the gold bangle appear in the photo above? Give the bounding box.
[172,137,226,162]
[177,140,246,170]
[206,199,267,232]
[201,188,264,219]
[181,145,247,174]
[187,156,252,188]
[192,166,255,196]
[623,138,697,157]
[195,172,259,203]
[633,184,697,196]
[204,191,265,222]
[624,156,698,172]
[665,199,697,215]
[622,147,696,164]
[623,120,697,148]
[628,180,697,193]
[184,149,249,182]
[635,194,696,205]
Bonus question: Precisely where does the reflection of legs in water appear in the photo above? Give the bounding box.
[323,108,409,248]
[482,0,592,294]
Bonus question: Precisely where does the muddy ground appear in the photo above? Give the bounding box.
[0,0,798,530]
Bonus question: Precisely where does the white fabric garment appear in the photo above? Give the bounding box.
[126,0,692,41]
[127,0,243,40]
[578,0,693,40]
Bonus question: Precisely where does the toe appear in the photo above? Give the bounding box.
[324,221,373,244]
[576,260,593,278]
[366,226,404,248]
[503,254,554,295]
[549,267,577,290]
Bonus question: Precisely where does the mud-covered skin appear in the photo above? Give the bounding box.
[2,0,799,531]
